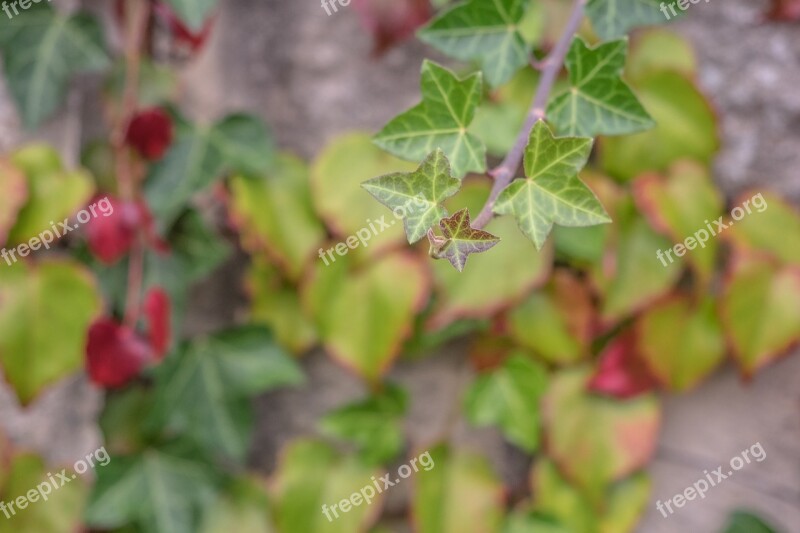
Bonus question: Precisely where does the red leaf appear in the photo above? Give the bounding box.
[86,319,155,389]
[154,2,215,53]
[765,0,800,20]
[144,287,171,359]
[125,108,174,161]
[587,331,659,399]
[84,195,141,265]
[352,0,431,55]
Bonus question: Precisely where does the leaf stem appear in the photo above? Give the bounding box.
[473,0,586,229]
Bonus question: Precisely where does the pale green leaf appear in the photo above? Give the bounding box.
[494,120,610,249]
[547,38,655,137]
[418,0,529,86]
[586,0,670,41]
[374,61,485,178]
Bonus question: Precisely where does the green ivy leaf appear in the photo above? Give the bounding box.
[542,368,660,505]
[417,0,529,87]
[373,61,485,178]
[0,4,109,128]
[725,191,800,267]
[635,296,726,391]
[163,0,217,30]
[494,120,610,249]
[0,453,87,533]
[429,208,500,271]
[86,447,218,533]
[270,440,382,533]
[464,354,548,452]
[586,0,668,41]
[413,444,504,533]
[7,145,94,245]
[722,510,779,533]
[319,384,408,465]
[147,326,304,462]
[230,154,326,281]
[145,113,274,227]
[547,38,655,137]
[0,260,100,405]
[720,254,800,378]
[363,150,461,244]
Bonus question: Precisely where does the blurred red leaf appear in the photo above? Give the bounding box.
[144,287,171,359]
[765,0,800,20]
[125,108,174,161]
[154,2,215,53]
[86,319,154,388]
[352,0,431,55]
[587,330,659,399]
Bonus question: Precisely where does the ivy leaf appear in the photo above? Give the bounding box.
[147,326,304,462]
[0,4,109,128]
[0,260,101,405]
[413,444,504,533]
[429,208,500,271]
[586,0,669,41]
[722,510,779,533]
[363,149,461,243]
[271,440,383,533]
[725,191,800,267]
[720,254,800,377]
[163,0,218,30]
[86,447,218,533]
[200,476,275,533]
[145,113,274,227]
[373,61,485,178]
[464,354,548,452]
[547,38,655,137]
[493,120,610,249]
[587,330,660,399]
[417,0,529,87]
[0,158,28,246]
[319,384,408,465]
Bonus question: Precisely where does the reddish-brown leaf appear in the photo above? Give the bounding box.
[352,0,432,55]
[587,330,659,399]
[125,108,174,161]
[765,0,800,21]
[86,319,154,388]
[144,287,171,359]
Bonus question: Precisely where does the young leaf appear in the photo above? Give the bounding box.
[147,326,304,462]
[0,4,109,128]
[86,447,218,533]
[493,120,610,249]
[547,38,655,137]
[363,149,461,243]
[586,0,669,41]
[319,384,408,465]
[464,354,548,452]
[373,61,485,178]
[417,0,529,87]
[429,208,499,271]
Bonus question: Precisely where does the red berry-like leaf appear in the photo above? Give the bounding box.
[765,0,800,20]
[144,287,171,359]
[125,108,174,161]
[154,2,215,53]
[86,319,155,389]
[352,0,431,55]
[587,330,659,399]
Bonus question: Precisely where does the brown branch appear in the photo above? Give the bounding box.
[473,0,586,229]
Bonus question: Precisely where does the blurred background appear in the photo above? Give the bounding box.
[0,0,798,532]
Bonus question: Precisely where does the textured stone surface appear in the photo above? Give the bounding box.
[0,0,798,531]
